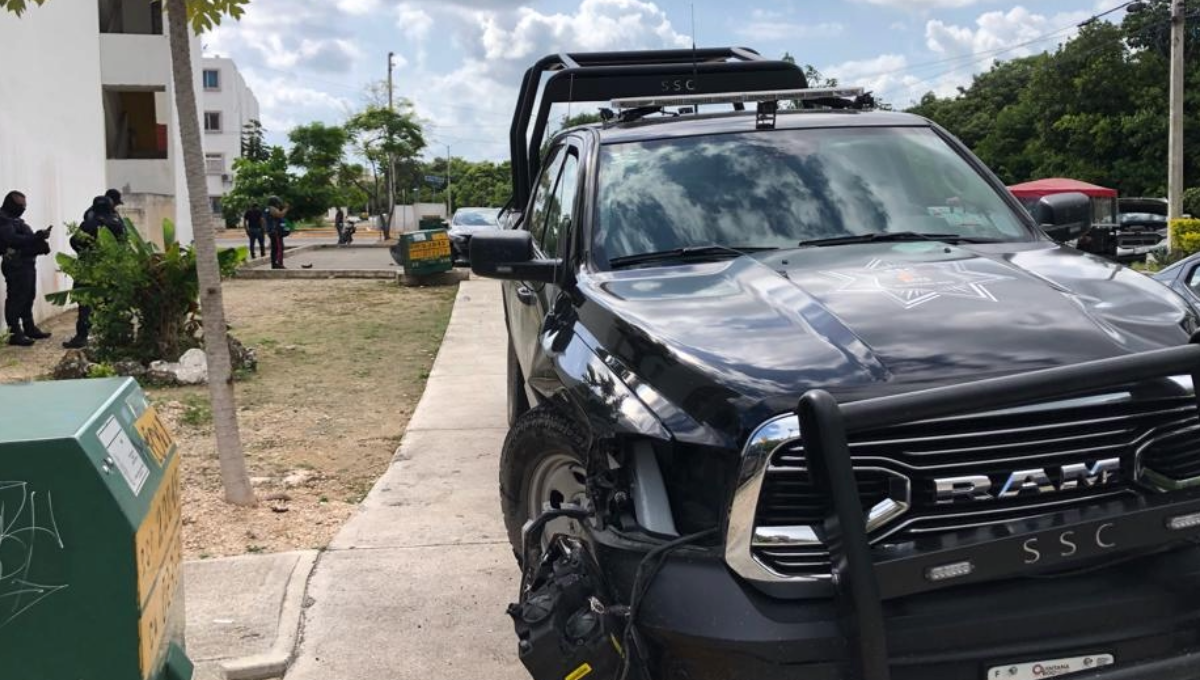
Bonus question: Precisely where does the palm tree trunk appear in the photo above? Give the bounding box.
[165,0,255,506]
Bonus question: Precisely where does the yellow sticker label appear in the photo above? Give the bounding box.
[409,236,451,261]
[138,529,182,677]
[565,663,593,680]
[135,453,183,677]
[135,454,182,606]
[134,407,176,465]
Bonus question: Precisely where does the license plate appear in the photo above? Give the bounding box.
[987,654,1114,679]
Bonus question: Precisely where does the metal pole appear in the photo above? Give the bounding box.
[1168,0,1186,241]
[445,143,452,216]
[387,51,396,240]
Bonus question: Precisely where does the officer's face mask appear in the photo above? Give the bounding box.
[7,203,25,218]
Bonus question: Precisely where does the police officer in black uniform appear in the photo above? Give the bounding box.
[63,196,127,349]
[82,189,123,224]
[0,191,53,346]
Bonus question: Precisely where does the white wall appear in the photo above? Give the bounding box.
[99,33,171,87]
[201,57,260,204]
[0,2,106,329]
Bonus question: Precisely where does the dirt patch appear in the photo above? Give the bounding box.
[0,279,457,559]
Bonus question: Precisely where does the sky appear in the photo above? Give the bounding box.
[201,0,1128,162]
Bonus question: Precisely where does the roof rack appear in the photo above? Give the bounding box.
[508,48,808,209]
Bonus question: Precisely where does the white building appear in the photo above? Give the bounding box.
[200,57,260,222]
[0,0,201,328]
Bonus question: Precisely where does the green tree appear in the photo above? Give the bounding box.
[287,122,348,220]
[909,18,1200,197]
[345,100,426,213]
[241,119,269,162]
[222,145,291,225]
[6,0,257,506]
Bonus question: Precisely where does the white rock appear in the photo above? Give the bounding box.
[175,348,209,384]
[283,469,316,488]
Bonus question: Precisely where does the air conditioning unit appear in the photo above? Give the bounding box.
[221,173,231,183]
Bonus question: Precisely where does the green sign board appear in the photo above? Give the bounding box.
[399,228,453,276]
[0,378,191,680]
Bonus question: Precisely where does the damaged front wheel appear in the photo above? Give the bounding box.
[501,407,591,558]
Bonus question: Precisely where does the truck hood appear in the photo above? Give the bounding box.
[577,242,1195,447]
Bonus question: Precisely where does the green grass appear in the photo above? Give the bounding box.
[180,393,213,427]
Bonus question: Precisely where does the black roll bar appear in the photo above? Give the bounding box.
[508,48,807,210]
[796,342,1200,680]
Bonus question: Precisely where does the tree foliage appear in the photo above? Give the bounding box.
[47,221,243,363]
[4,0,248,31]
[241,119,269,162]
[909,15,1200,197]
[345,98,427,212]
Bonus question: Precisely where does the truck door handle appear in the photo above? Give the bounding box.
[516,285,537,305]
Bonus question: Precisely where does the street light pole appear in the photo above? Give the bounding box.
[1168,0,1186,234]
[386,51,396,239]
[445,143,452,216]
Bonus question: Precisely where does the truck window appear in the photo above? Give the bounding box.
[593,127,1031,267]
[526,146,566,242]
[541,151,579,258]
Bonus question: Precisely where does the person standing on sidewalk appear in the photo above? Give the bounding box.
[266,196,290,269]
[63,196,126,349]
[0,191,53,346]
[244,202,266,259]
[334,207,345,244]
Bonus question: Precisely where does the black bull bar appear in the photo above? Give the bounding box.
[796,342,1200,680]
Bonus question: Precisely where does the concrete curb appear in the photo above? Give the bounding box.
[236,268,400,280]
[218,550,319,680]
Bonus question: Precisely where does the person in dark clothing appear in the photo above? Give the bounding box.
[244,203,266,258]
[266,196,290,269]
[82,188,123,224]
[0,191,53,346]
[63,196,126,349]
[334,207,345,244]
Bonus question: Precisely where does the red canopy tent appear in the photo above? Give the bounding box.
[1008,178,1119,226]
[1008,178,1117,199]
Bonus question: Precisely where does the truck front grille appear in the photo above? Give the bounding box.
[748,394,1200,579]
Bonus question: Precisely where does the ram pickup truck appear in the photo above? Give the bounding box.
[471,48,1200,680]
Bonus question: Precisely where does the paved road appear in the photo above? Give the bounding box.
[285,280,525,680]
[279,246,399,271]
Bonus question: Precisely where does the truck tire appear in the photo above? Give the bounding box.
[507,336,531,427]
[500,407,589,559]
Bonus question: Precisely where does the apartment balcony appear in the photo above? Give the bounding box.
[99,33,170,88]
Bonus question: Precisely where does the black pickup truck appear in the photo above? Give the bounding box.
[471,48,1200,680]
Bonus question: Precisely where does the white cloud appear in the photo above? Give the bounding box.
[828,5,1093,108]
[397,3,434,41]
[736,10,844,42]
[337,0,381,15]
[859,0,993,8]
[925,6,1089,62]
[824,54,925,104]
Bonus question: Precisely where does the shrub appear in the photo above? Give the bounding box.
[1170,218,1200,257]
[1184,187,1200,218]
[47,219,245,364]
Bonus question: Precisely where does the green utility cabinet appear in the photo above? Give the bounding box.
[0,378,191,680]
[398,228,453,276]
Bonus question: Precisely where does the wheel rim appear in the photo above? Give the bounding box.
[527,453,588,543]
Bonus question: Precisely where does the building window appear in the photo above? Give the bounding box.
[203,69,221,91]
[104,87,169,160]
[205,153,225,175]
[209,196,223,215]
[204,111,222,133]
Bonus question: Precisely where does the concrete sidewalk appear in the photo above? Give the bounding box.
[285,280,525,680]
[186,551,317,680]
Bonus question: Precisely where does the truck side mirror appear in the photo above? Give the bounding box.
[470,230,560,283]
[1034,192,1092,243]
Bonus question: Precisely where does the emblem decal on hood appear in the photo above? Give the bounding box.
[822,259,1014,309]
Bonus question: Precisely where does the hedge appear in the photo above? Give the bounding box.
[1170,218,1200,256]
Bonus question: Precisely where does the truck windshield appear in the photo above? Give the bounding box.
[593,126,1031,268]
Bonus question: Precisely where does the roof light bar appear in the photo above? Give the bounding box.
[611,87,866,110]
